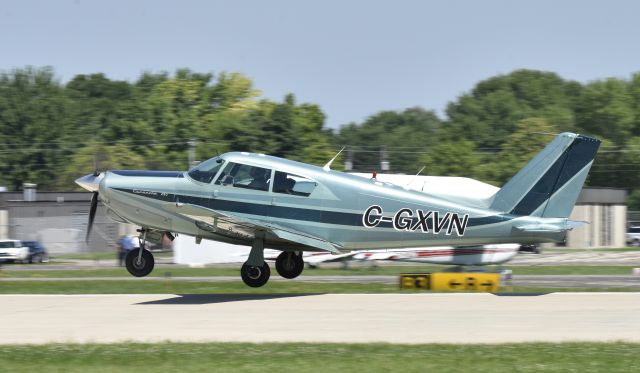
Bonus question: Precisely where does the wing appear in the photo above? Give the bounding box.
[161,202,341,253]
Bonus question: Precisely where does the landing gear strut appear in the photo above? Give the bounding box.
[275,251,304,279]
[125,229,155,277]
[240,234,270,287]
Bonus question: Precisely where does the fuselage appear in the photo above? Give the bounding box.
[95,152,568,252]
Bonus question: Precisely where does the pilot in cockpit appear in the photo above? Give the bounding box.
[248,167,270,191]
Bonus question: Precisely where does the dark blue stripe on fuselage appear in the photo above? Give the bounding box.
[112,188,511,228]
[510,135,600,216]
[111,170,184,178]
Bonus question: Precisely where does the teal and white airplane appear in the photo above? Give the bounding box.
[76,132,600,287]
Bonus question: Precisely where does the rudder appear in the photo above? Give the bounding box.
[489,133,600,218]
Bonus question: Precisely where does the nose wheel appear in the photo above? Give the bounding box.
[241,261,271,287]
[275,251,304,279]
[125,229,155,277]
[125,248,155,277]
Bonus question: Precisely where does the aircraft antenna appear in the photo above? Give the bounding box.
[323,146,345,171]
[404,166,425,189]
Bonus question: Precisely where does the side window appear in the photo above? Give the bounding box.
[273,171,317,197]
[214,162,272,192]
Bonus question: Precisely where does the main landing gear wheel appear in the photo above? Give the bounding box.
[241,261,271,287]
[275,251,304,279]
[125,248,155,277]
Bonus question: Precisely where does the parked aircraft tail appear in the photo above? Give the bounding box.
[489,132,600,218]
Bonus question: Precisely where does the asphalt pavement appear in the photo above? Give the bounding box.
[1,293,638,344]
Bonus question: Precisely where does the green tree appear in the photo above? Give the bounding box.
[59,142,147,190]
[0,67,71,190]
[589,136,640,188]
[335,107,441,173]
[66,73,150,146]
[479,117,558,185]
[418,140,480,178]
[627,189,640,211]
[627,72,640,135]
[575,78,635,145]
[445,70,579,148]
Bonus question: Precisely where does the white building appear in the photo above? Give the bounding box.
[565,188,627,248]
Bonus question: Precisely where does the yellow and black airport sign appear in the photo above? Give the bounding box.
[400,272,500,292]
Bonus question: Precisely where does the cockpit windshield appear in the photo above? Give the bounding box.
[187,157,225,183]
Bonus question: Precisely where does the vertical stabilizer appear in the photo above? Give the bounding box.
[490,133,600,218]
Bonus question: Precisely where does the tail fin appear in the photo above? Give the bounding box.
[489,132,600,218]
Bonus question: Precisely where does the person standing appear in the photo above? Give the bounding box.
[116,236,126,266]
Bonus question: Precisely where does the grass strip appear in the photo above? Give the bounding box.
[0,342,638,373]
[0,280,637,294]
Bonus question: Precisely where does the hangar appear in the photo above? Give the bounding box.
[564,188,627,248]
[0,186,126,254]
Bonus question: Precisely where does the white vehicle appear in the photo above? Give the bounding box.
[0,240,30,262]
[626,226,640,246]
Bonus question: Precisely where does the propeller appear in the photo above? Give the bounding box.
[76,167,104,243]
[84,153,102,243]
[86,190,99,243]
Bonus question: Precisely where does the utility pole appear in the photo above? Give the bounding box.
[380,145,390,172]
[344,149,353,171]
[188,139,196,169]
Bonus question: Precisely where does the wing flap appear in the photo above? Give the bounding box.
[161,202,341,253]
[269,228,340,253]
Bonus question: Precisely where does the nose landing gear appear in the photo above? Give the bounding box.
[125,248,155,277]
[125,229,155,277]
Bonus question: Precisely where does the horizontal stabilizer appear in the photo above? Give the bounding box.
[514,223,565,234]
[514,219,587,233]
[566,220,589,230]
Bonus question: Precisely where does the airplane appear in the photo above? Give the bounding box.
[350,244,520,266]
[76,132,600,287]
[261,244,520,268]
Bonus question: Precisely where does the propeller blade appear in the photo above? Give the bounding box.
[86,191,99,243]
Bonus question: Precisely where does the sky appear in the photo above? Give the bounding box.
[1,0,640,128]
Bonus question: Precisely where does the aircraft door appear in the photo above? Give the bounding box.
[271,170,320,230]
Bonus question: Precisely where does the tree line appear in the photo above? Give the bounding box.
[336,70,640,209]
[1,67,640,208]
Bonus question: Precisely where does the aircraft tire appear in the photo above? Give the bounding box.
[125,248,155,277]
[275,251,304,279]
[241,261,270,287]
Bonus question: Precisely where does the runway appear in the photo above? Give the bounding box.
[1,293,639,344]
[2,275,639,289]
